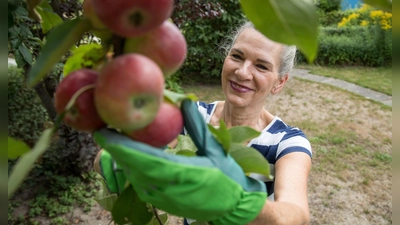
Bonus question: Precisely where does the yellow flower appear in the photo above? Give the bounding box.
[338,18,348,27]
[383,12,392,19]
[380,20,392,30]
[360,20,369,26]
[348,13,360,20]
[370,10,383,19]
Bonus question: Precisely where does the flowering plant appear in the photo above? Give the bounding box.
[338,4,392,30]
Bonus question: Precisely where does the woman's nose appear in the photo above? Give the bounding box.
[235,61,252,80]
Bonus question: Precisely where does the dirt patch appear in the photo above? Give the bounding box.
[11,78,391,225]
[269,78,392,225]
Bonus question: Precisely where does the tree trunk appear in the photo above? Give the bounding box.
[34,82,57,121]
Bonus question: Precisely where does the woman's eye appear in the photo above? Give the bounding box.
[257,64,268,70]
[232,54,242,60]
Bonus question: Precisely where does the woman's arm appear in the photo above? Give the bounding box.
[249,152,312,225]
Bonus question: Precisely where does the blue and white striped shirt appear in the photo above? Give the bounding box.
[197,101,312,191]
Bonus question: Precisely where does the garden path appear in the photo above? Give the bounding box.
[291,68,392,107]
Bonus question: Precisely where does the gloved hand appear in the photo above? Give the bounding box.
[94,99,267,225]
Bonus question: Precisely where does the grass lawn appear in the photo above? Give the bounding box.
[296,64,392,96]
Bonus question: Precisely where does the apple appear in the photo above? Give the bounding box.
[125,102,183,147]
[124,20,187,77]
[91,0,174,37]
[95,53,165,132]
[54,69,106,132]
[82,0,113,42]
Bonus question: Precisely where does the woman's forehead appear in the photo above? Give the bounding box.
[233,28,283,62]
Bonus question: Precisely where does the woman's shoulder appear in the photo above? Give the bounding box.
[252,116,311,152]
[265,116,306,136]
[196,101,220,123]
[251,116,312,162]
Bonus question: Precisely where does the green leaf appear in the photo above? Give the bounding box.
[241,0,319,63]
[190,222,210,225]
[19,23,33,37]
[164,135,197,156]
[8,128,53,198]
[146,213,168,225]
[27,18,91,87]
[363,0,392,12]
[63,43,104,76]
[8,0,22,28]
[228,126,261,144]
[175,150,197,156]
[207,121,231,153]
[96,194,118,212]
[8,137,30,159]
[164,89,198,105]
[18,43,33,65]
[14,48,26,68]
[9,27,20,41]
[175,135,197,152]
[36,0,63,34]
[111,185,153,225]
[94,179,118,211]
[230,143,272,178]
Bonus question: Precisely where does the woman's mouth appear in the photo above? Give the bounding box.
[229,81,253,93]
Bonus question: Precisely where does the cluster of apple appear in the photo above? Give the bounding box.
[54,0,187,147]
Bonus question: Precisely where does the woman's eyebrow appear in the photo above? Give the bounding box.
[231,48,244,55]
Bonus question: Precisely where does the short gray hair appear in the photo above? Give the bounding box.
[220,21,297,78]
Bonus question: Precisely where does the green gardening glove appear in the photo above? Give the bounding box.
[94,99,267,224]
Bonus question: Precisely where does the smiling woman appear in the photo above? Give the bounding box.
[182,21,312,225]
[93,20,312,225]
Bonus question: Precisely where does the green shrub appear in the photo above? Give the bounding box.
[316,0,342,13]
[172,0,245,84]
[297,25,391,66]
[320,25,367,36]
[318,10,348,27]
[8,67,50,147]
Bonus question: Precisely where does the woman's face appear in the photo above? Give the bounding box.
[221,28,284,108]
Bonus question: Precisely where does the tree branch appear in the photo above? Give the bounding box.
[23,64,58,121]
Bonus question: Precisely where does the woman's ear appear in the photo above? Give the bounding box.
[271,74,289,94]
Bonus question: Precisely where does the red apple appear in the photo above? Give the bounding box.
[82,0,113,42]
[91,0,174,37]
[124,20,187,77]
[54,69,106,132]
[125,102,183,147]
[95,54,165,132]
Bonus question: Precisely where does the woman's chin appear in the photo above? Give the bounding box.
[224,95,249,108]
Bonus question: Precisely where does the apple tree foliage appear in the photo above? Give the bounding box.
[8,0,391,224]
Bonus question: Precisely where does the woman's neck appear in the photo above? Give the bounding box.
[212,101,274,132]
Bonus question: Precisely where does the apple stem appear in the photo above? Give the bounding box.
[64,84,96,112]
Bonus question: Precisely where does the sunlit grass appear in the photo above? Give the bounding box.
[297,64,392,95]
